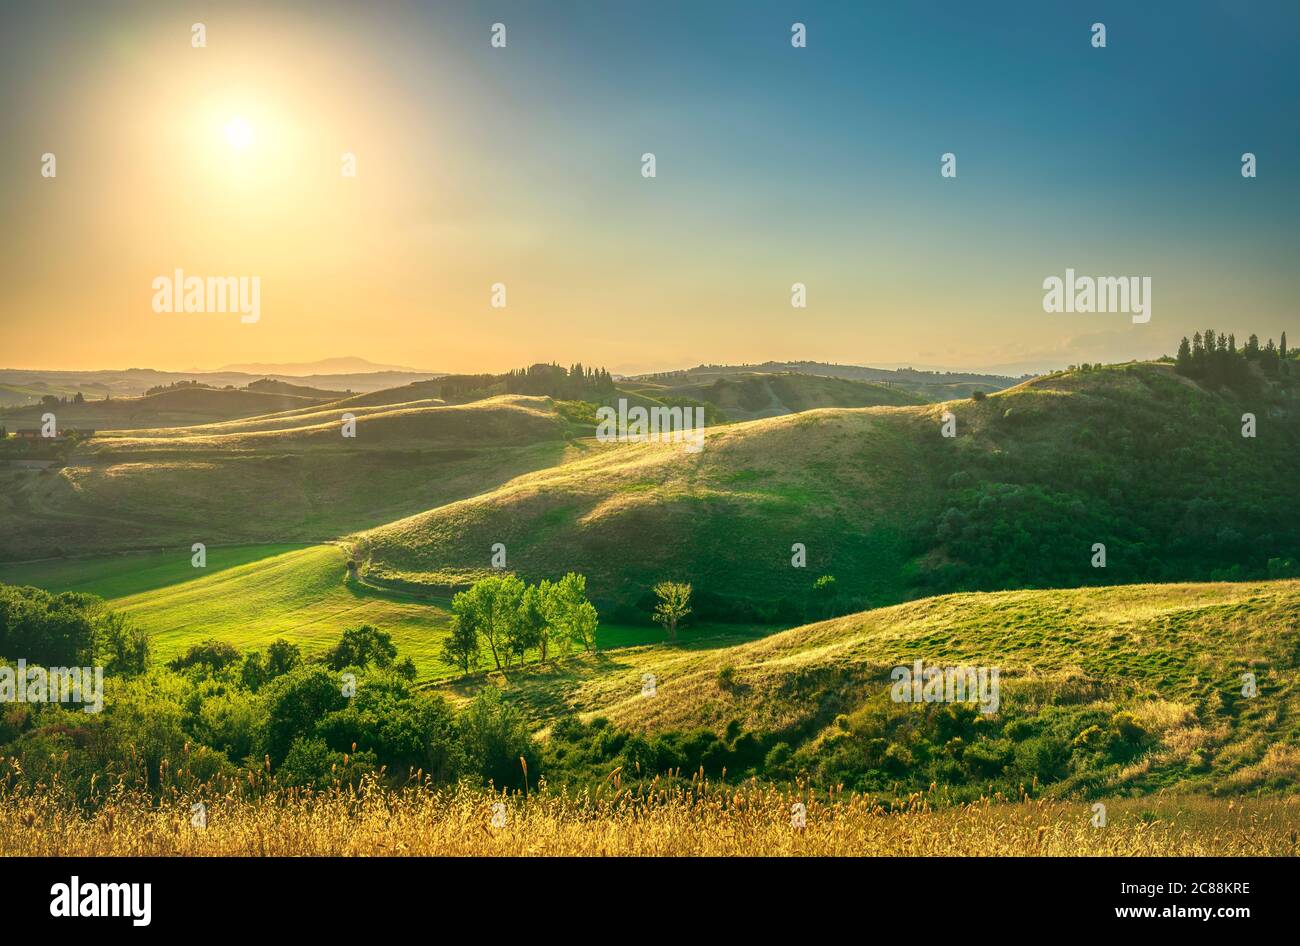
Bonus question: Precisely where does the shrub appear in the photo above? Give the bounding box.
[458,688,535,789]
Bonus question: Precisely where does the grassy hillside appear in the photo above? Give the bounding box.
[102,545,454,678]
[637,361,1024,401]
[355,363,1300,618]
[0,385,329,430]
[93,397,450,439]
[443,578,1300,797]
[85,395,566,454]
[628,371,922,421]
[0,543,306,598]
[0,396,587,560]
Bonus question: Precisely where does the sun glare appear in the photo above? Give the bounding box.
[224,117,253,151]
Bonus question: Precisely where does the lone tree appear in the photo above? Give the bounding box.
[652,581,692,642]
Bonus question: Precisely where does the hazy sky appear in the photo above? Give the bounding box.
[2,0,1297,375]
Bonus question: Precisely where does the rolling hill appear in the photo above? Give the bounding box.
[0,385,330,430]
[636,361,1027,401]
[444,578,1300,796]
[623,371,923,421]
[353,363,1300,618]
[0,362,443,402]
[0,396,588,560]
[83,395,567,455]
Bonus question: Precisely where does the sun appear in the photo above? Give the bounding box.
[224,117,253,151]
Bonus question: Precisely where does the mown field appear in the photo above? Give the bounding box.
[1,781,1293,856]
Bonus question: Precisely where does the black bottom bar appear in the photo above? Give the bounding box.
[3,855,1286,932]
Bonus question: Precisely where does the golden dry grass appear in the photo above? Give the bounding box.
[3,778,1295,856]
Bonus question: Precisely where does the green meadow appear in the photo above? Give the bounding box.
[0,543,307,598]
[0,543,757,682]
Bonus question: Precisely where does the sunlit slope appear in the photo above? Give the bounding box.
[97,397,449,439]
[354,403,930,606]
[86,395,562,454]
[633,372,924,420]
[0,543,306,598]
[43,544,706,682]
[445,579,1300,794]
[355,363,1300,613]
[109,545,452,679]
[0,385,328,430]
[0,397,584,559]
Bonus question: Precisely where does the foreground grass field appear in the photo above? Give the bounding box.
[1,781,1292,856]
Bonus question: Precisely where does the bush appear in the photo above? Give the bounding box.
[168,639,241,674]
[458,688,535,789]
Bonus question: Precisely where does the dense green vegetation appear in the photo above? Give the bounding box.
[0,546,750,682]
[0,584,148,675]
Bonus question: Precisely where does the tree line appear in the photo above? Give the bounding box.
[504,362,616,400]
[1174,328,1290,386]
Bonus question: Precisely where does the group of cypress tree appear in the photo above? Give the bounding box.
[1174,329,1288,386]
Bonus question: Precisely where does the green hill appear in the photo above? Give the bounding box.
[0,396,585,560]
[445,578,1300,797]
[0,385,328,430]
[629,372,923,421]
[96,396,449,440]
[354,363,1300,619]
[636,361,1024,401]
[84,395,566,455]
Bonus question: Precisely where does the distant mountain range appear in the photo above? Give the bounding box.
[0,360,444,406]
[0,358,1030,410]
[212,357,431,376]
[633,360,1030,386]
